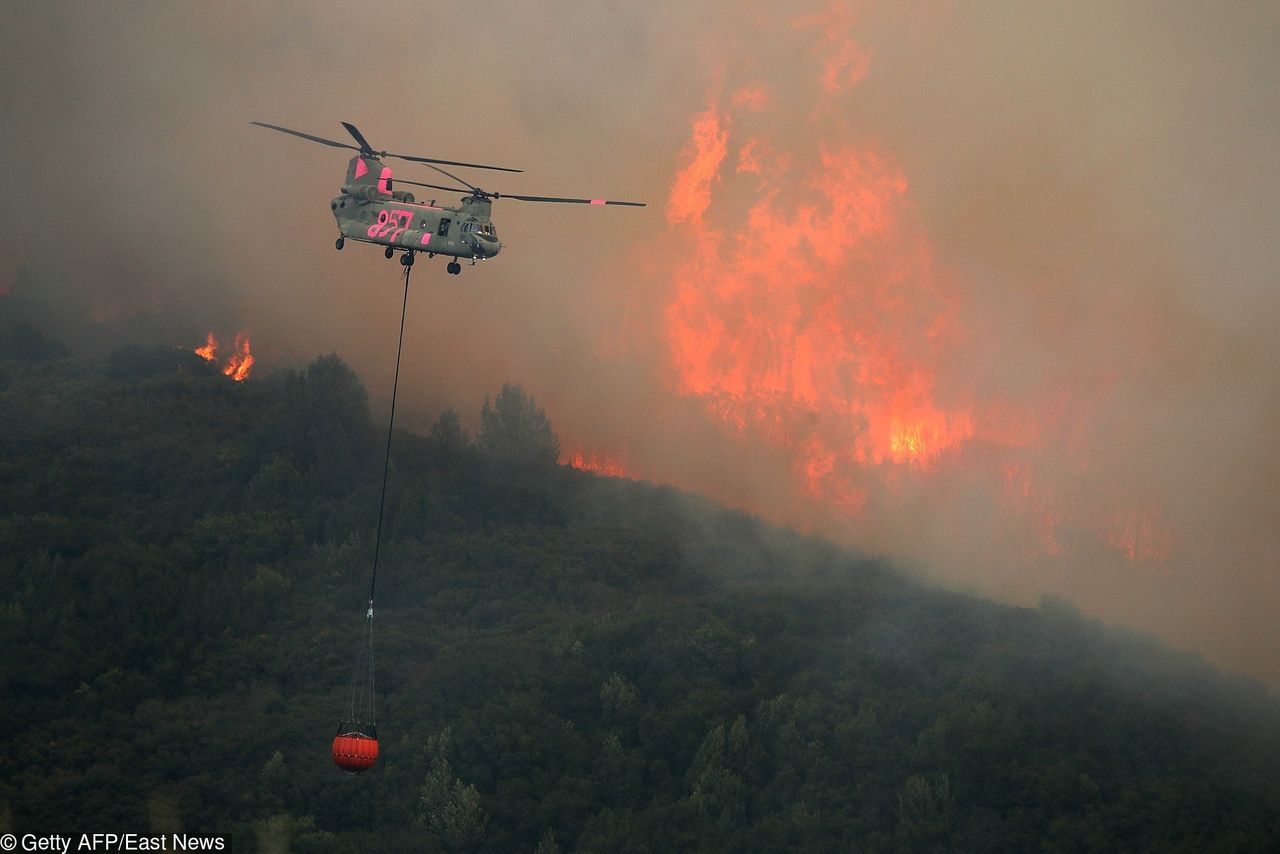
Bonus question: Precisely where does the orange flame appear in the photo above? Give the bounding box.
[564,450,632,479]
[194,333,217,362]
[665,95,972,493]
[666,104,729,227]
[192,331,253,381]
[222,332,253,382]
[643,9,1175,572]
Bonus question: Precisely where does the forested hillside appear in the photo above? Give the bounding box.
[2,339,1278,852]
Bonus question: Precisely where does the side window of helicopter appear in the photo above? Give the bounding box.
[437,218,451,237]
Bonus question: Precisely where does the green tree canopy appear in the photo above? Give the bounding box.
[478,383,559,467]
[429,408,471,458]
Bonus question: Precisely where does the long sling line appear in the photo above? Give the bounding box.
[347,261,412,726]
[371,262,413,607]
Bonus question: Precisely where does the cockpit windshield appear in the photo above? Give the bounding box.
[464,221,497,239]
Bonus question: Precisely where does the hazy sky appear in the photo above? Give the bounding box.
[3,1,1278,685]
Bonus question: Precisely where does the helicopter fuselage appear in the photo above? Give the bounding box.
[252,122,642,274]
[331,183,501,262]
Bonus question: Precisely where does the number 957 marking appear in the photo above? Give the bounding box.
[368,209,413,241]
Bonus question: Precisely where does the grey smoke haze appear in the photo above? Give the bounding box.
[2,1,1278,685]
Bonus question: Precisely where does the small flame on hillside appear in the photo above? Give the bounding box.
[194,333,217,362]
[222,332,253,381]
[564,450,633,479]
[192,331,253,381]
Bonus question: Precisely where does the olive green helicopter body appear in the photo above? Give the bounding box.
[253,120,644,275]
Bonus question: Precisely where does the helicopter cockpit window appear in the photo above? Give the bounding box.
[437,218,451,237]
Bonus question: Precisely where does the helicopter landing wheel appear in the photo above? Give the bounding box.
[384,246,394,260]
[447,261,462,275]
[401,252,415,267]
[335,237,345,250]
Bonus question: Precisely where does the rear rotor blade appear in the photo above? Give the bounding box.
[340,121,377,156]
[502,194,646,206]
[251,122,358,151]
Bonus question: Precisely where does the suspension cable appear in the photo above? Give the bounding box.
[369,262,412,608]
[347,260,412,727]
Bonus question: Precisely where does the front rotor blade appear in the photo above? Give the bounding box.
[395,178,475,195]
[424,164,480,193]
[251,122,358,151]
[389,152,523,173]
[340,122,377,156]
[504,194,646,206]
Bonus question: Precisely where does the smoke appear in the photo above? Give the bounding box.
[2,1,1278,684]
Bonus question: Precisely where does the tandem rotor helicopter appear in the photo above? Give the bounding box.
[252,120,645,274]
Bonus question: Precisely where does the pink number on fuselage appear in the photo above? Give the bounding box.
[368,209,414,242]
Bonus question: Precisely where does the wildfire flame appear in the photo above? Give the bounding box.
[222,332,254,382]
[645,6,1174,570]
[192,331,253,382]
[194,333,216,362]
[665,95,972,510]
[564,450,632,480]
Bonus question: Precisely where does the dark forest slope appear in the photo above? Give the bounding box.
[1,343,1278,852]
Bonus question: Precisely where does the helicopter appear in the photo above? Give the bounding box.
[252,121,645,275]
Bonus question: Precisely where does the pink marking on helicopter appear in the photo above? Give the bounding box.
[590,199,605,205]
[421,233,432,246]
[366,209,413,241]
[378,166,394,195]
[354,158,369,179]
[367,209,388,239]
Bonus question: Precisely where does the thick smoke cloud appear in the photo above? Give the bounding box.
[2,1,1277,685]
